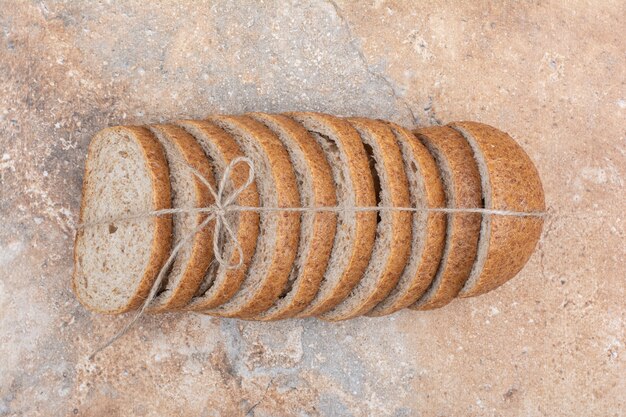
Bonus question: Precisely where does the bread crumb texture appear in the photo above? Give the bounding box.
[1,1,623,416]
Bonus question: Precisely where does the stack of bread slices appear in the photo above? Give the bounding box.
[73,113,545,321]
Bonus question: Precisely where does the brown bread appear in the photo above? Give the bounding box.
[287,112,377,317]
[321,118,412,320]
[146,124,216,312]
[247,113,337,320]
[201,115,301,318]
[410,126,482,310]
[177,120,261,311]
[73,126,172,314]
[368,123,447,316]
[449,122,545,297]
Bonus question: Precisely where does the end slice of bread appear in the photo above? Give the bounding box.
[449,122,545,297]
[145,124,216,312]
[368,123,447,316]
[321,118,412,321]
[409,126,482,310]
[247,113,337,320]
[72,126,172,314]
[287,112,377,317]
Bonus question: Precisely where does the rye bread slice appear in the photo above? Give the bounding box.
[409,126,482,310]
[144,124,215,312]
[449,121,545,297]
[72,126,172,314]
[177,120,261,311]
[368,123,447,316]
[320,118,412,321]
[247,113,337,320]
[286,112,377,317]
[201,115,301,318]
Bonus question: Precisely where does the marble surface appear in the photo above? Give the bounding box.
[0,1,624,416]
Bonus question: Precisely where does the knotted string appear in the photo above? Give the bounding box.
[80,157,546,360]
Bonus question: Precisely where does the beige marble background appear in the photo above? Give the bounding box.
[0,1,624,416]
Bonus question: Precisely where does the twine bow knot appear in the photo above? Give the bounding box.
[191,156,256,270]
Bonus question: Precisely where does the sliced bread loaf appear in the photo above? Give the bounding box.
[73,126,172,314]
[449,122,545,297]
[368,123,447,316]
[177,120,261,311]
[410,126,482,310]
[247,112,337,320]
[145,124,216,312]
[201,115,301,318]
[287,112,377,317]
[320,118,412,321]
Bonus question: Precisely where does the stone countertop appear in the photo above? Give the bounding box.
[0,1,624,416]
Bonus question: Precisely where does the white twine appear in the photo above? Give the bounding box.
[79,157,546,359]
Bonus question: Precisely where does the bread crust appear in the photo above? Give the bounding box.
[72,126,173,314]
[202,115,301,318]
[287,112,377,317]
[247,113,338,320]
[177,120,261,311]
[368,123,447,316]
[410,126,482,310]
[449,122,545,297]
[146,124,216,312]
[321,118,412,320]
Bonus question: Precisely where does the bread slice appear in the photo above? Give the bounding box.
[449,121,545,297]
[143,124,215,312]
[320,118,412,321]
[201,115,301,318]
[72,126,172,314]
[286,112,377,317]
[176,120,261,311]
[409,126,482,310]
[368,123,447,316]
[247,113,337,320]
